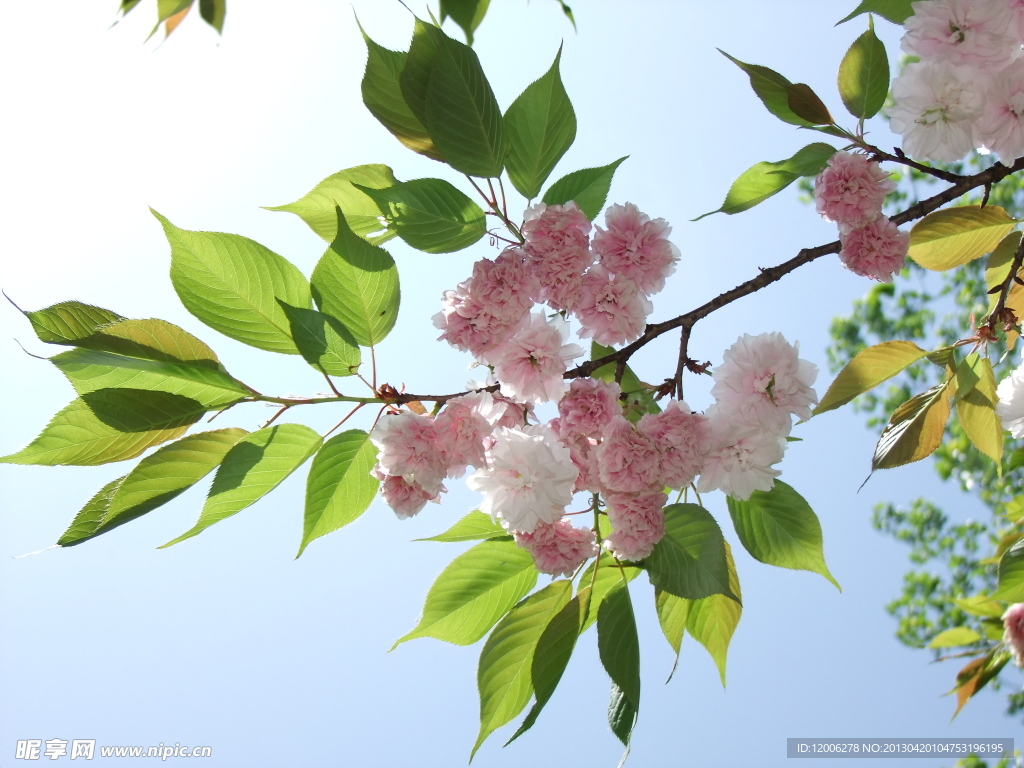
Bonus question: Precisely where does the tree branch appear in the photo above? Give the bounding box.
[566,156,1024,381]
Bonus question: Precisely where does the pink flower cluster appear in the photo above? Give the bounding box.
[890,0,1024,163]
[1004,602,1024,668]
[372,333,816,575]
[813,151,908,283]
[433,201,679,405]
[697,332,818,500]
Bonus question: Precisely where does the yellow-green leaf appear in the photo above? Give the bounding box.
[954,354,1003,465]
[908,205,1017,272]
[814,340,929,415]
[928,626,982,648]
[872,380,952,470]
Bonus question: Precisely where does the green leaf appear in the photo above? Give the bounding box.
[394,538,538,647]
[837,21,889,119]
[597,583,640,718]
[505,588,589,746]
[298,430,379,557]
[358,28,443,161]
[814,340,929,415]
[785,83,833,126]
[400,19,444,127]
[953,595,1006,619]
[908,205,1017,272]
[278,301,361,378]
[440,0,490,45]
[310,209,400,347]
[686,542,742,686]
[415,510,506,542]
[159,424,322,547]
[928,627,983,649]
[954,354,1003,466]
[578,557,641,633]
[554,0,575,29]
[358,178,485,253]
[590,341,660,423]
[607,682,637,754]
[50,319,251,410]
[19,300,124,346]
[646,503,738,602]
[198,0,225,32]
[695,143,837,220]
[542,157,627,221]
[471,580,570,759]
[718,50,813,127]
[154,211,312,355]
[503,47,577,199]
[655,588,688,656]
[872,380,952,470]
[57,476,127,548]
[424,31,507,177]
[995,539,1024,602]
[58,429,248,546]
[837,0,916,25]
[726,480,840,589]
[1,389,206,467]
[267,165,399,245]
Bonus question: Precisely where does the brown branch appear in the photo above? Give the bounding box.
[566,156,1024,381]
[674,325,691,400]
[987,233,1024,333]
[868,147,966,184]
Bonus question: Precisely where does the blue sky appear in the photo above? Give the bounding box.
[0,1,1017,766]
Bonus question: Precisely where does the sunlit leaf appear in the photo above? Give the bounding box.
[646,504,737,602]
[908,205,1017,272]
[394,538,537,647]
[837,20,889,119]
[814,340,929,415]
[872,380,952,470]
[358,178,485,253]
[299,430,379,557]
[160,424,322,547]
[416,510,506,542]
[542,157,627,221]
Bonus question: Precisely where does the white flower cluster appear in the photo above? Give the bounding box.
[890,0,1024,163]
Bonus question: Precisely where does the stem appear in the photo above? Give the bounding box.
[674,325,692,400]
[565,156,1024,383]
[988,234,1024,329]
[323,402,367,439]
[262,404,291,429]
[322,372,342,397]
[864,145,966,184]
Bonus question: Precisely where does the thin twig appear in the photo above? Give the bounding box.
[867,146,966,184]
[674,325,692,400]
[261,404,291,429]
[323,402,367,439]
[988,234,1024,330]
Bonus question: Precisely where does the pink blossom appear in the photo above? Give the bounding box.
[369,410,447,495]
[889,61,983,163]
[555,378,623,439]
[695,407,786,500]
[839,217,910,283]
[976,60,1024,163]
[595,415,662,493]
[573,265,652,347]
[592,202,679,295]
[435,392,495,478]
[490,312,584,404]
[466,425,578,533]
[551,419,602,493]
[1011,0,1024,42]
[522,202,594,311]
[604,491,668,561]
[638,400,711,489]
[432,250,533,360]
[710,332,818,436]
[374,469,440,519]
[1003,602,1024,668]
[490,392,533,430]
[996,360,1024,438]
[813,151,895,230]
[901,0,1015,72]
[514,520,599,577]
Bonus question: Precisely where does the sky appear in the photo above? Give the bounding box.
[0,1,1018,767]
